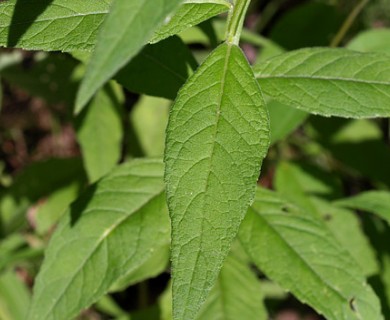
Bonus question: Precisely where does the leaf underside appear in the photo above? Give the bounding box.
[165,42,269,320]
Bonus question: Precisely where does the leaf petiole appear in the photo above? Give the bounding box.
[226,0,252,45]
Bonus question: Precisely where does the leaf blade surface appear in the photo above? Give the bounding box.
[75,0,182,112]
[165,43,269,320]
[27,159,170,320]
[255,48,390,118]
[239,188,383,320]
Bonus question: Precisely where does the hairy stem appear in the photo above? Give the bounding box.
[226,0,252,45]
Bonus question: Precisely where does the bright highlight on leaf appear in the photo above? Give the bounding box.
[165,42,269,320]
[255,48,390,118]
[27,159,170,320]
[239,188,383,320]
[75,0,183,113]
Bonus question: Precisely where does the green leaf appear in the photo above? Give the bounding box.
[239,188,383,320]
[75,0,183,112]
[165,43,269,320]
[76,82,124,182]
[150,0,231,44]
[109,244,170,292]
[0,158,86,235]
[267,100,308,144]
[1,0,227,53]
[335,191,390,225]
[159,253,267,320]
[116,36,197,100]
[269,2,343,50]
[196,254,267,320]
[35,181,81,235]
[27,159,170,320]
[0,0,110,51]
[130,96,170,157]
[347,29,390,54]
[0,270,31,320]
[255,48,390,118]
[312,198,379,277]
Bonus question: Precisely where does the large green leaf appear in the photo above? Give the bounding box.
[0,0,228,52]
[0,0,110,51]
[76,82,124,182]
[239,188,383,320]
[27,159,170,320]
[255,48,390,118]
[150,0,231,44]
[75,0,183,112]
[335,191,390,225]
[165,43,269,320]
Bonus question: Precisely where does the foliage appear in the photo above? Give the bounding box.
[0,0,390,319]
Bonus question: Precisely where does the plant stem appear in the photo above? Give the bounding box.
[226,0,252,45]
[330,0,369,47]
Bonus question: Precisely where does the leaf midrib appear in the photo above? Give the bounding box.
[256,74,390,86]
[247,207,351,319]
[179,43,233,319]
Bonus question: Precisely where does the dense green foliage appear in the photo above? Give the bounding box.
[0,0,390,319]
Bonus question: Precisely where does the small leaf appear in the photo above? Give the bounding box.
[255,48,390,118]
[130,95,170,157]
[27,159,170,320]
[150,0,231,44]
[239,188,383,320]
[335,191,390,225]
[75,0,182,112]
[165,43,269,320]
[76,82,124,182]
[347,29,390,54]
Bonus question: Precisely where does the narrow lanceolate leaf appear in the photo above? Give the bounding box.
[150,0,231,44]
[27,159,170,320]
[165,43,269,320]
[75,0,182,113]
[239,188,383,320]
[335,191,390,225]
[0,0,110,51]
[255,48,390,118]
[76,82,123,182]
[197,254,267,320]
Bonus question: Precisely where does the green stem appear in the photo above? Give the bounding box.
[330,0,369,47]
[226,0,252,45]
